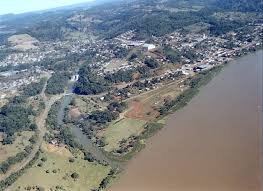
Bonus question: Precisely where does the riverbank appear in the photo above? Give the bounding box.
[109,50,262,191]
[104,64,225,163]
[105,49,262,163]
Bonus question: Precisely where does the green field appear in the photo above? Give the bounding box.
[9,150,111,191]
[73,96,105,114]
[0,131,34,163]
[102,118,147,152]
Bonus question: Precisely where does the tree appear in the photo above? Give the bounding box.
[163,47,182,64]
[41,157,47,162]
[71,172,79,179]
[69,158,75,163]
[129,53,138,61]
[144,58,159,69]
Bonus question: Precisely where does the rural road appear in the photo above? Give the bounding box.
[0,75,63,183]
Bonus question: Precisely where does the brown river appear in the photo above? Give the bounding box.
[109,50,263,191]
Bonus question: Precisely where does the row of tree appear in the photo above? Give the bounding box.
[0,145,33,174]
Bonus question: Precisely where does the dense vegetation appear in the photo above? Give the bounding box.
[92,3,247,39]
[213,0,263,12]
[74,65,108,95]
[0,0,260,44]
[89,110,119,124]
[22,78,46,97]
[163,46,182,63]
[46,100,61,130]
[144,58,160,69]
[104,69,134,84]
[45,72,70,95]
[0,97,34,144]
[105,66,150,84]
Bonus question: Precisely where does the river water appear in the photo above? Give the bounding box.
[110,50,263,191]
[57,86,120,167]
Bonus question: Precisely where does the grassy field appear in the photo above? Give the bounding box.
[9,145,111,191]
[101,118,147,152]
[72,96,105,115]
[0,131,34,163]
[7,34,39,51]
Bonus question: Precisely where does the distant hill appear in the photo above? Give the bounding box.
[213,0,263,12]
[0,0,262,43]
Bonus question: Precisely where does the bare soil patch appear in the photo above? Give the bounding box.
[41,143,73,158]
[68,107,81,119]
[125,99,160,121]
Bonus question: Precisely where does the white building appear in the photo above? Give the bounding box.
[71,74,79,82]
[143,44,156,51]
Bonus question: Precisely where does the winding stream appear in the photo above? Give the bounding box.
[57,85,120,168]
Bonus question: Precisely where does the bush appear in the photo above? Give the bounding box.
[144,58,159,69]
[52,169,57,173]
[69,158,75,163]
[41,157,47,162]
[71,172,79,179]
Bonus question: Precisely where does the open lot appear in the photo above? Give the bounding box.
[104,59,128,72]
[9,144,111,191]
[125,80,186,121]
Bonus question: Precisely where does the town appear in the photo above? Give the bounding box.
[0,0,262,190]
[0,21,262,106]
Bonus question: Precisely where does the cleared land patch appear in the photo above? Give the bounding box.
[8,34,39,51]
[125,80,185,121]
[41,143,73,158]
[125,99,159,121]
[104,59,128,72]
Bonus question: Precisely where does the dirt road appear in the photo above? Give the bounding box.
[0,76,63,182]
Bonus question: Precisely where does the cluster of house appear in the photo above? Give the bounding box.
[0,68,49,105]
